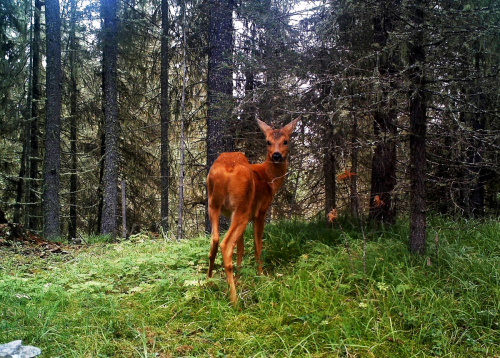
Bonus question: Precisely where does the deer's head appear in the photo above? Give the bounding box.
[257,118,300,164]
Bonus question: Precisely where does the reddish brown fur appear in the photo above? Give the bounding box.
[207,118,299,305]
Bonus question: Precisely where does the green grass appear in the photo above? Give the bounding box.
[1,217,499,357]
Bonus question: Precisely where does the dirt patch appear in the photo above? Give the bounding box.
[0,221,70,257]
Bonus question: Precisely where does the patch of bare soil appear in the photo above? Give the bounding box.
[0,213,70,257]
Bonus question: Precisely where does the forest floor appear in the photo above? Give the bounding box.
[1,217,499,357]
[0,221,69,256]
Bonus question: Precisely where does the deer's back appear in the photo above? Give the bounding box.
[207,152,255,216]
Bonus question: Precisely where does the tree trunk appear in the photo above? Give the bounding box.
[43,0,62,239]
[323,118,336,216]
[206,0,234,167]
[100,0,119,236]
[369,110,397,224]
[408,0,427,254]
[350,115,359,217]
[369,1,398,224]
[68,0,78,240]
[160,0,170,233]
[177,2,188,241]
[467,44,487,218]
[27,0,42,231]
[206,0,234,232]
[468,111,486,217]
[121,180,127,238]
[14,127,27,224]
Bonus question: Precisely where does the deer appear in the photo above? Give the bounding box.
[207,118,299,305]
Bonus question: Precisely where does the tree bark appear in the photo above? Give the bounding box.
[206,0,234,167]
[206,0,234,232]
[100,0,119,236]
[160,0,170,233]
[27,0,42,231]
[408,0,427,254]
[43,0,62,239]
[68,0,78,240]
[177,2,188,241]
[323,118,336,217]
[350,115,359,217]
[369,1,398,224]
[467,44,487,218]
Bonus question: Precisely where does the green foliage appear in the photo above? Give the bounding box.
[1,218,499,357]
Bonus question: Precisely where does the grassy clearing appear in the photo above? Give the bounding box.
[1,216,499,357]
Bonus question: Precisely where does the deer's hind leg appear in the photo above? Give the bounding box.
[207,201,222,278]
[220,209,250,305]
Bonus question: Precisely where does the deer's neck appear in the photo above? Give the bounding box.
[262,159,288,193]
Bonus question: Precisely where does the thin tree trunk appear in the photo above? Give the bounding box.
[68,0,78,240]
[160,0,170,233]
[350,115,359,217]
[323,118,336,217]
[14,7,33,224]
[121,180,127,238]
[96,130,105,234]
[467,43,486,218]
[14,129,28,224]
[27,0,42,231]
[177,2,188,241]
[408,0,427,254]
[100,0,119,236]
[43,0,62,239]
[468,111,486,217]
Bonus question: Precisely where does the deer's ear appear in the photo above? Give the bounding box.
[283,117,300,135]
[257,118,272,135]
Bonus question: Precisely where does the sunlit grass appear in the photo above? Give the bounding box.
[1,217,499,357]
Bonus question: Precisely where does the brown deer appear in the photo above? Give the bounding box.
[207,118,299,305]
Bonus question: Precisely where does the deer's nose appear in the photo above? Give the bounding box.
[272,152,283,162]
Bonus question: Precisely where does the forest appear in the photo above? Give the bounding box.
[1,1,500,356]
[1,0,499,252]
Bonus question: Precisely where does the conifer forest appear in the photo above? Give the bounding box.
[1,0,499,252]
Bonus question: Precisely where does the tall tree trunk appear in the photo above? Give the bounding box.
[323,117,336,216]
[160,0,170,233]
[206,0,234,167]
[350,115,359,217]
[43,0,62,239]
[100,0,119,236]
[206,0,234,232]
[369,1,398,224]
[468,111,486,217]
[68,0,78,240]
[408,0,427,254]
[14,0,34,224]
[14,127,28,224]
[467,42,486,218]
[177,2,188,241]
[369,110,397,223]
[238,21,258,162]
[27,0,42,231]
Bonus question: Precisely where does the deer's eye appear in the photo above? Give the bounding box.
[284,140,288,145]
[267,140,271,146]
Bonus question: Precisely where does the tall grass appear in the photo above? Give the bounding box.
[1,217,499,357]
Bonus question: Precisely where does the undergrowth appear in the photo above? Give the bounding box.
[1,216,499,357]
